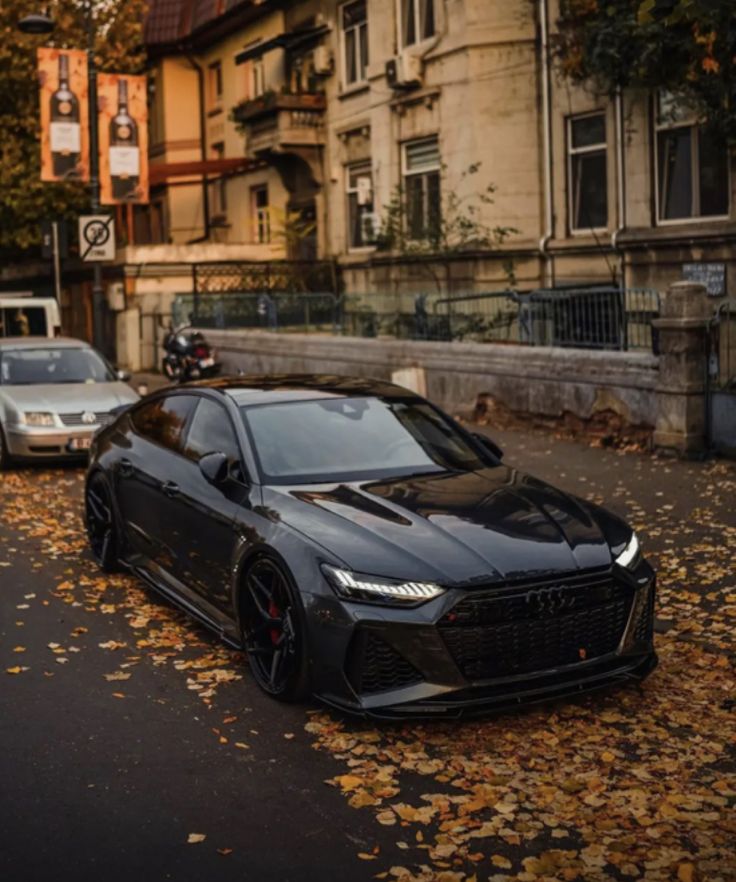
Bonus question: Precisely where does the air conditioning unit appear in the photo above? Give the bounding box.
[312,45,333,76]
[385,51,422,90]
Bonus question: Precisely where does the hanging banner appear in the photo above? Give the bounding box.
[98,73,149,205]
[38,48,90,182]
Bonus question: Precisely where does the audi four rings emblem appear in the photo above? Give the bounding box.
[524,586,575,615]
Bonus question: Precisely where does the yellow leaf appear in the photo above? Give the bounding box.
[234,742,249,750]
[357,853,377,861]
[12,646,26,653]
[187,833,206,844]
[492,855,512,869]
[334,774,364,792]
[217,848,233,856]
[6,666,26,674]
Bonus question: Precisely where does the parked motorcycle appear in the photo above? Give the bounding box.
[162,324,221,382]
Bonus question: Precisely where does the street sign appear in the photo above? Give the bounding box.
[79,214,115,262]
[683,262,726,297]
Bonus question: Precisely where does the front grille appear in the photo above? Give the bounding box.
[59,411,111,427]
[438,571,633,681]
[345,630,422,695]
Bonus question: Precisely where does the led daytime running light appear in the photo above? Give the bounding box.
[615,533,640,570]
[324,565,444,603]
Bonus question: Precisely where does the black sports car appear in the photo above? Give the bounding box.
[84,375,656,717]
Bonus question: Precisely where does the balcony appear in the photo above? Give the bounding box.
[231,91,326,156]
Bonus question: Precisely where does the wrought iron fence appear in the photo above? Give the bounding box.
[192,260,337,295]
[177,285,660,353]
[175,291,339,333]
[343,286,660,351]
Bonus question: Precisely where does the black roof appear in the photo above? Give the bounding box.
[185,374,421,406]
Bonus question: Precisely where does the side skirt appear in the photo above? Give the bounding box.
[129,562,243,650]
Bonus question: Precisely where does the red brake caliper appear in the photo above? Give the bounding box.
[269,600,281,645]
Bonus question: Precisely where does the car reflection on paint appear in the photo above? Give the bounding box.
[84,375,656,717]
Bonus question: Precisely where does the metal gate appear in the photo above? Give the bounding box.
[708,301,736,455]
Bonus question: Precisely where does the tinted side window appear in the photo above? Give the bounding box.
[131,395,197,452]
[184,398,240,463]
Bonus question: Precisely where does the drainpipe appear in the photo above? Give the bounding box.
[611,86,627,288]
[538,0,554,288]
[182,51,211,243]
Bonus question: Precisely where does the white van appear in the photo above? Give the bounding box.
[0,293,61,338]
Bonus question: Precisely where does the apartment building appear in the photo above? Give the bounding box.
[136,0,734,298]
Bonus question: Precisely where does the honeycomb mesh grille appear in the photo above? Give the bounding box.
[346,631,422,695]
[438,572,633,681]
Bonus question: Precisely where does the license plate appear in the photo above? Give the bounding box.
[200,357,214,368]
[68,437,92,451]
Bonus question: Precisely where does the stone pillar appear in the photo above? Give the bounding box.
[652,282,712,455]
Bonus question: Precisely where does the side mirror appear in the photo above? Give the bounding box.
[116,368,132,382]
[199,451,230,485]
[472,432,504,461]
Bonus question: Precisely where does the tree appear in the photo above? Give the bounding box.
[0,0,146,255]
[555,0,736,141]
[375,163,518,293]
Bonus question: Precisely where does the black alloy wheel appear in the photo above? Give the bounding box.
[85,473,120,572]
[241,557,309,701]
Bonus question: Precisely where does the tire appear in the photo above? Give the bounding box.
[0,422,11,470]
[239,556,310,702]
[162,358,178,381]
[84,472,120,572]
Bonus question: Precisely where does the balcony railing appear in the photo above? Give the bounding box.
[232,90,326,125]
[231,90,326,154]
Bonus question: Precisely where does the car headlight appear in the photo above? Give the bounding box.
[321,564,445,606]
[22,412,56,427]
[614,533,641,570]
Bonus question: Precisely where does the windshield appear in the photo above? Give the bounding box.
[241,396,489,484]
[0,348,115,385]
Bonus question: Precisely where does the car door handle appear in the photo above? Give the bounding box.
[162,481,180,498]
[119,458,133,477]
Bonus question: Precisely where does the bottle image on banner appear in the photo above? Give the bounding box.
[50,53,81,179]
[109,78,139,201]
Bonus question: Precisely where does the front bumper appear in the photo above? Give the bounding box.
[307,565,657,719]
[6,424,98,459]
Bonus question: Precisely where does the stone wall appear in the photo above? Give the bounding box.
[203,329,659,429]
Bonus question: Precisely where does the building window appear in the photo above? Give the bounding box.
[210,142,227,220]
[341,1,368,86]
[208,61,223,109]
[241,41,265,99]
[346,163,374,249]
[401,0,435,47]
[403,137,440,241]
[251,185,270,243]
[568,113,608,232]
[656,92,728,222]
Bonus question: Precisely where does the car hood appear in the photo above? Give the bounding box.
[264,466,631,585]
[1,382,138,414]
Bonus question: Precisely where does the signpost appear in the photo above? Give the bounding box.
[79,215,115,262]
[683,263,727,297]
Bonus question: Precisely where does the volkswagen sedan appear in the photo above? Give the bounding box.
[0,337,139,467]
[84,376,657,717]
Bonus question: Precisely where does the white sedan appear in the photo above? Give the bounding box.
[0,337,139,467]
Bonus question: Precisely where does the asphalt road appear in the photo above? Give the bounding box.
[1,428,734,882]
